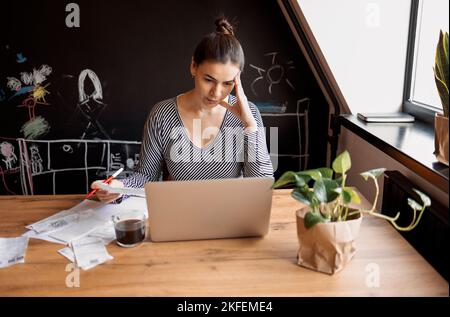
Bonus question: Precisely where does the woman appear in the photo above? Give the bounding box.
[92,17,274,203]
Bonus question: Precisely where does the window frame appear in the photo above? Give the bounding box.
[403,0,444,125]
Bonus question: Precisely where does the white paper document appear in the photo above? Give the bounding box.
[22,230,66,245]
[58,246,76,262]
[71,237,113,270]
[48,212,106,244]
[22,196,147,270]
[97,183,146,197]
[87,222,116,245]
[26,199,103,233]
[0,237,29,269]
[24,197,147,246]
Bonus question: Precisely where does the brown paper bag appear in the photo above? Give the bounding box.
[296,207,362,275]
[434,114,449,166]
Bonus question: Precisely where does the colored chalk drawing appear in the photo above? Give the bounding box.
[6,63,53,139]
[0,137,141,195]
[1,141,18,170]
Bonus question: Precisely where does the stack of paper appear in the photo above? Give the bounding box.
[58,237,113,270]
[19,196,148,270]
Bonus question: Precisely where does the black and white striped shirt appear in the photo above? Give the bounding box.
[122,95,273,188]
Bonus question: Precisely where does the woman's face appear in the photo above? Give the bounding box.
[191,59,240,108]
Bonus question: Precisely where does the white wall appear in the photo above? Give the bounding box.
[297,0,411,114]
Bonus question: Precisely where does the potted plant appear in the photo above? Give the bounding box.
[273,150,430,275]
[434,30,449,165]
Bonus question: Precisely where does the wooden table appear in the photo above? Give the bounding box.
[0,190,447,296]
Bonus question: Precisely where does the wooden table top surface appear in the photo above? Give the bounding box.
[0,190,447,296]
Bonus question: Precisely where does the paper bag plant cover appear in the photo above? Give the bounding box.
[434,114,449,166]
[296,207,362,275]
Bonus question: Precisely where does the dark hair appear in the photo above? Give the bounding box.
[193,17,245,71]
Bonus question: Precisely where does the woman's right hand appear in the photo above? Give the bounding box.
[90,179,124,203]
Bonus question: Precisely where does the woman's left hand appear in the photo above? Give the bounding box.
[219,72,257,131]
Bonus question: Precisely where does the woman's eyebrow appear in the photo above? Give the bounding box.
[205,74,234,84]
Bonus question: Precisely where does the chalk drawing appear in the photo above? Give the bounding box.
[16,53,27,63]
[30,145,43,174]
[0,141,18,170]
[0,138,141,195]
[7,63,53,139]
[126,158,134,169]
[126,153,140,169]
[9,86,34,100]
[259,98,310,171]
[249,52,296,96]
[296,98,310,170]
[19,65,52,86]
[18,96,50,122]
[248,64,265,97]
[30,83,50,104]
[20,116,50,139]
[78,69,103,103]
[62,144,74,153]
[7,77,21,91]
[110,153,124,170]
[0,134,21,195]
[20,72,34,86]
[77,69,110,140]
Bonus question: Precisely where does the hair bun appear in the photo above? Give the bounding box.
[215,17,234,36]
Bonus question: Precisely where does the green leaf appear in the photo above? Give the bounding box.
[291,188,312,206]
[297,169,321,181]
[314,179,339,203]
[434,30,449,117]
[273,171,297,188]
[413,189,431,207]
[317,167,333,179]
[334,187,360,205]
[341,189,352,204]
[408,198,423,211]
[332,151,351,174]
[296,174,309,187]
[304,211,326,229]
[436,31,449,93]
[345,187,361,204]
[314,180,327,203]
[434,73,449,115]
[360,168,386,181]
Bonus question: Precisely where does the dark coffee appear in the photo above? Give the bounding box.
[114,219,145,247]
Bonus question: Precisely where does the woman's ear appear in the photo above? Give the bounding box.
[190,57,198,77]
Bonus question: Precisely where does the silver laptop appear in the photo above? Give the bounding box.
[144,177,274,242]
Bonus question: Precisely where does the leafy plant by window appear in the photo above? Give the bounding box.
[273,151,430,230]
[434,30,449,117]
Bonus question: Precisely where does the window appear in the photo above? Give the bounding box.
[404,0,449,124]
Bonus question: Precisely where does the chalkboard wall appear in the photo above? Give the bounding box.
[0,0,329,195]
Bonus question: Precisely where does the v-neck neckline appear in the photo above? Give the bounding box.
[174,95,230,151]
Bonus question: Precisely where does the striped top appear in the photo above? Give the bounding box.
[121,95,273,188]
